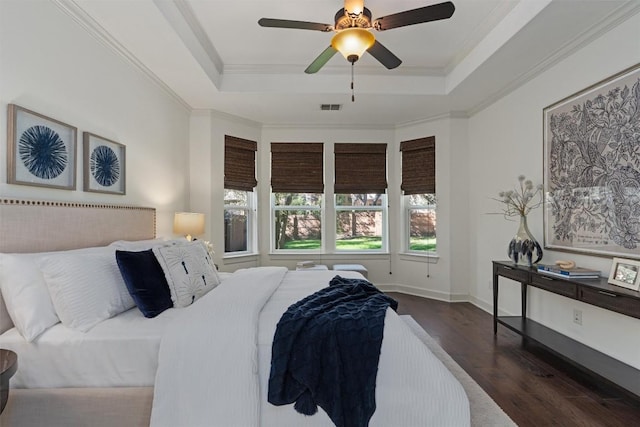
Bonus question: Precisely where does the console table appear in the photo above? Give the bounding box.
[492,260,640,398]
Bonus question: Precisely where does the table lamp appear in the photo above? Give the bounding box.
[173,212,205,241]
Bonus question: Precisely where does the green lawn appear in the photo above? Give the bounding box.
[282,236,382,250]
[409,237,436,251]
[281,239,321,249]
[336,236,382,250]
[282,236,436,251]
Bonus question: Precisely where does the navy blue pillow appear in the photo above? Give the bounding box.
[115,249,173,318]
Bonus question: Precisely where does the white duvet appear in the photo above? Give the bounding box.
[151,267,470,427]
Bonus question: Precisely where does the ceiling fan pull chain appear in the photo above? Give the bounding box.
[351,61,355,102]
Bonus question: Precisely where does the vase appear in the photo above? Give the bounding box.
[508,215,543,266]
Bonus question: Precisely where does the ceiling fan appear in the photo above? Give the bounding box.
[258,0,455,74]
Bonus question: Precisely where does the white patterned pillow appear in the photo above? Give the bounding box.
[38,249,135,332]
[152,241,220,307]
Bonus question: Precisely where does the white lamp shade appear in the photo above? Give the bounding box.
[173,212,205,239]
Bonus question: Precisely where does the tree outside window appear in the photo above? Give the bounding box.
[273,193,322,250]
[335,193,386,251]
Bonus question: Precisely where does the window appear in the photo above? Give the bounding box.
[271,143,324,252]
[336,193,386,251]
[406,194,436,252]
[334,143,388,252]
[400,137,436,253]
[224,189,254,253]
[273,193,323,250]
[224,135,257,255]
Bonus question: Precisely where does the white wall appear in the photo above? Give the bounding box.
[0,0,190,236]
[188,110,261,270]
[467,13,640,368]
[391,116,471,301]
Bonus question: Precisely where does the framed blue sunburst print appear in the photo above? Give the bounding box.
[83,132,126,195]
[7,104,77,190]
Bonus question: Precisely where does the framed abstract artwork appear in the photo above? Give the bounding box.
[543,63,640,259]
[7,104,77,190]
[83,132,126,195]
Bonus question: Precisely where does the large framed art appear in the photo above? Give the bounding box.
[83,132,126,195]
[543,64,640,259]
[7,104,77,190]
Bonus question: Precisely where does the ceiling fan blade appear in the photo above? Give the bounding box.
[305,46,338,74]
[367,40,402,69]
[373,1,455,31]
[258,18,332,32]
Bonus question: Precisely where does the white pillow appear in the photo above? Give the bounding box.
[152,241,220,308]
[0,254,59,341]
[38,249,135,332]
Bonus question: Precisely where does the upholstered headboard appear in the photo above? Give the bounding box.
[0,198,156,333]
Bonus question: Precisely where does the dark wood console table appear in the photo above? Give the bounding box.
[492,261,640,398]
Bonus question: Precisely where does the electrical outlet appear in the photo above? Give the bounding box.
[573,309,582,325]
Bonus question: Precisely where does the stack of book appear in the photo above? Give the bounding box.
[537,264,600,279]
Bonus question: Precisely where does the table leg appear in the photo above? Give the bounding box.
[521,282,527,319]
[493,273,499,334]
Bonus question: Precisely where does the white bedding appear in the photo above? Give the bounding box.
[0,307,178,388]
[0,273,234,389]
[151,268,470,426]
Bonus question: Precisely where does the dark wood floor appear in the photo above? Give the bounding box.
[389,292,640,427]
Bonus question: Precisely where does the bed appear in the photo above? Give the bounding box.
[0,198,469,426]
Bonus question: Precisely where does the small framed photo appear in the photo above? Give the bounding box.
[83,132,126,195]
[7,104,77,190]
[608,258,640,291]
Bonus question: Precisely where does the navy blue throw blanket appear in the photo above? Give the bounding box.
[268,276,398,427]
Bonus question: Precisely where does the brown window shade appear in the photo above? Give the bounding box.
[271,143,324,193]
[224,135,257,191]
[334,143,387,194]
[400,136,435,195]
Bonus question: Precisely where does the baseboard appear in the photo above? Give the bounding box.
[379,284,517,316]
[378,283,469,303]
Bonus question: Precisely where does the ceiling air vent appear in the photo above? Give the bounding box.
[320,104,342,111]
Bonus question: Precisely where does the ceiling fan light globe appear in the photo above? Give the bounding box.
[331,28,375,62]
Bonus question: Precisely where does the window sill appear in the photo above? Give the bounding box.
[399,252,440,263]
[222,253,259,264]
[269,252,390,260]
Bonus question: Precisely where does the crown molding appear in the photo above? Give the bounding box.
[466,1,640,117]
[224,63,445,77]
[190,108,262,128]
[209,109,262,128]
[396,111,469,129]
[172,0,223,74]
[153,0,222,88]
[51,0,191,112]
[260,122,394,131]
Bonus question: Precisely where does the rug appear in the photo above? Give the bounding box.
[401,315,517,427]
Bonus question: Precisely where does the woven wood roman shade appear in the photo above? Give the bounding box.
[271,143,324,193]
[224,135,258,191]
[400,136,435,195]
[334,143,387,194]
